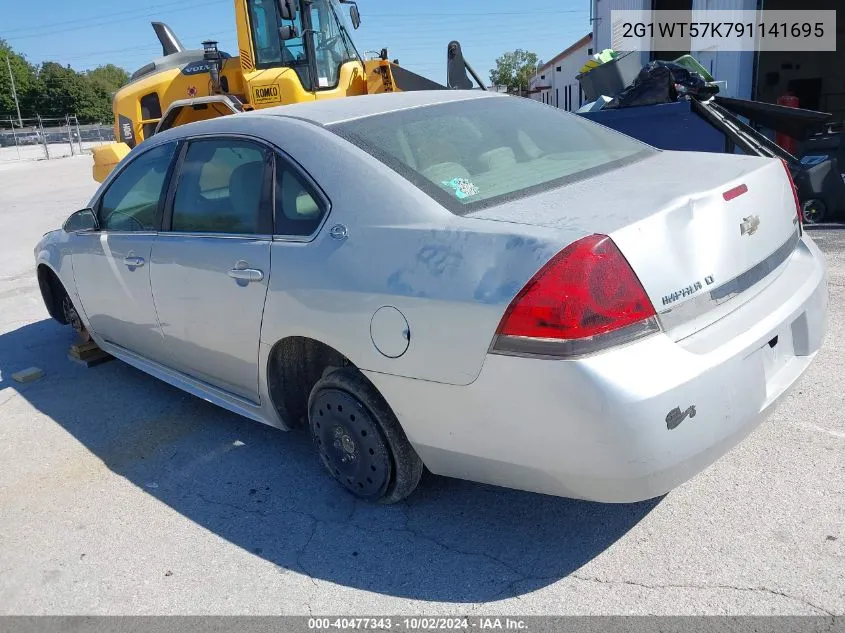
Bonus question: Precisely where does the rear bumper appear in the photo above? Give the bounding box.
[364,236,828,502]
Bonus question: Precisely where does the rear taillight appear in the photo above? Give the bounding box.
[491,234,660,358]
[780,159,803,236]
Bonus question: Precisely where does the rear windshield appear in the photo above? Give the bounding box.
[329,96,655,214]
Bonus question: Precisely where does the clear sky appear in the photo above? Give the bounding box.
[1,0,591,84]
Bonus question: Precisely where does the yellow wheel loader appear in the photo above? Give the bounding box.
[92,0,485,182]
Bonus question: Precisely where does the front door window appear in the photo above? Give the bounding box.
[98,142,176,231]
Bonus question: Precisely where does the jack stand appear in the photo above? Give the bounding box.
[67,331,114,368]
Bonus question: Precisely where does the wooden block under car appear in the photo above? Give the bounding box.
[11,367,44,384]
[69,345,107,361]
[67,350,114,368]
[69,341,100,357]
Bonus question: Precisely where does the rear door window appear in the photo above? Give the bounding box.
[169,138,272,234]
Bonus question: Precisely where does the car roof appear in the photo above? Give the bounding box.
[254,90,502,126]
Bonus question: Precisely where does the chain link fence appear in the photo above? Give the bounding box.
[0,116,115,164]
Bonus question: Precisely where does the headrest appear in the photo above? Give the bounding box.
[416,138,461,171]
[479,146,516,171]
[228,161,264,227]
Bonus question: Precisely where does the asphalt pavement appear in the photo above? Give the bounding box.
[0,156,842,615]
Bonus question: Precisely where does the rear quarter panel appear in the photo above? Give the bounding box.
[256,117,583,385]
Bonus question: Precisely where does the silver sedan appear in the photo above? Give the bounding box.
[34,90,828,503]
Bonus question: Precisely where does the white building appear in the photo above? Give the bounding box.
[529,34,593,111]
[590,0,844,121]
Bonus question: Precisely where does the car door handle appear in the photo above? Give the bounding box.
[227,268,264,282]
[123,256,145,268]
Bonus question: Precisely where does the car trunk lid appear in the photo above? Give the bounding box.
[466,151,801,340]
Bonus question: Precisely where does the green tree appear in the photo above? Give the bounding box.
[31,62,84,118]
[1,40,128,124]
[0,39,37,121]
[77,74,114,123]
[32,62,117,123]
[489,49,539,94]
[87,64,129,94]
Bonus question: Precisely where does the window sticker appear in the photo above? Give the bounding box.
[441,177,480,200]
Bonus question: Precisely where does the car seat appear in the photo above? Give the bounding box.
[228,161,265,232]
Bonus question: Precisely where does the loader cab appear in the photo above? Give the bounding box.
[246,0,361,92]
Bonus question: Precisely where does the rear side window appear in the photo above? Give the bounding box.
[171,139,270,234]
[274,160,326,237]
[330,96,654,214]
[99,142,176,231]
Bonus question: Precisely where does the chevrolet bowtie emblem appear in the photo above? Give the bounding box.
[740,215,761,236]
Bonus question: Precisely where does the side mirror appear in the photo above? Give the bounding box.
[279,24,298,41]
[63,208,98,233]
[278,0,296,21]
[339,0,361,29]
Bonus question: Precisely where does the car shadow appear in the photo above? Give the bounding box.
[1,318,661,603]
[805,223,845,231]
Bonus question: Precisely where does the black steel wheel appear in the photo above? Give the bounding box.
[61,293,84,333]
[308,368,423,503]
[310,387,392,499]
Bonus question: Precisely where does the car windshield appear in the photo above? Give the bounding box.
[330,96,655,214]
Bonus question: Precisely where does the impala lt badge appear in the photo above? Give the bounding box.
[661,275,715,306]
[740,215,761,236]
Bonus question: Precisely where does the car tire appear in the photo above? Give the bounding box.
[57,285,84,334]
[307,368,423,504]
[802,198,827,225]
[42,274,83,333]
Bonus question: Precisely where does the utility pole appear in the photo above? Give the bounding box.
[5,55,23,128]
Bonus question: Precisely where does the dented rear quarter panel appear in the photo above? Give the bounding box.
[254,116,584,385]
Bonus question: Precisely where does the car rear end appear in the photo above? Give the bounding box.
[477,195,826,501]
[329,94,828,501]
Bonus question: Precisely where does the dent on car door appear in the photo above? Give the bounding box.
[149,137,273,402]
[71,142,177,361]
